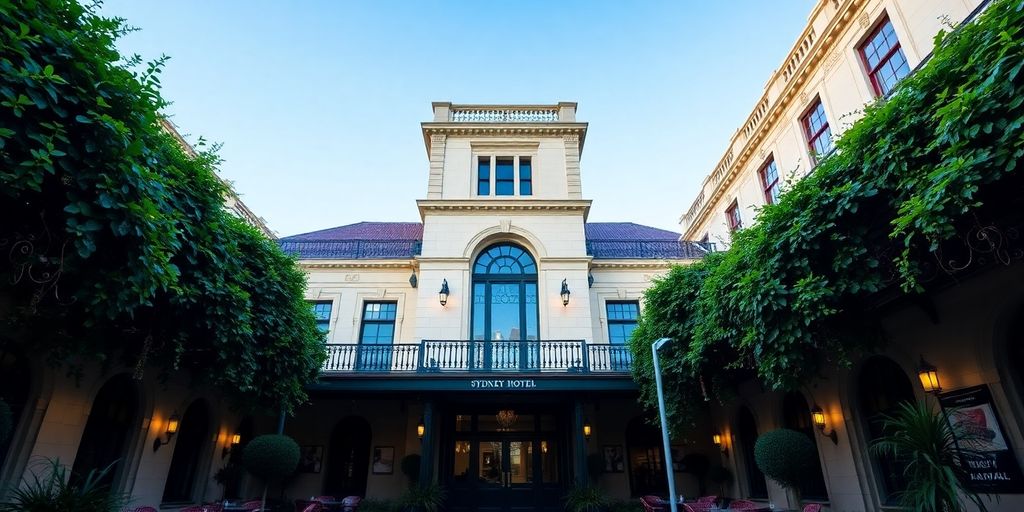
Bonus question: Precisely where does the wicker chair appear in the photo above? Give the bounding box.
[301,503,322,512]
[640,495,669,512]
[696,496,718,505]
[178,507,206,512]
[240,501,263,511]
[314,496,336,504]
[727,500,760,511]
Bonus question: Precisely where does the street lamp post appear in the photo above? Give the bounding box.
[652,337,678,512]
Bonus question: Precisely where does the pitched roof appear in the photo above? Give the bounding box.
[279,221,709,260]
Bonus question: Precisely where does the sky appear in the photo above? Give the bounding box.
[100,0,817,237]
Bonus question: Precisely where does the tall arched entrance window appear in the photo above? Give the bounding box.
[471,243,539,344]
[736,406,768,499]
[162,399,210,503]
[782,392,828,500]
[857,356,915,506]
[625,417,667,497]
[0,348,31,475]
[325,416,371,498]
[71,374,139,488]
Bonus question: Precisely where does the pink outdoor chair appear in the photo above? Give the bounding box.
[301,503,322,512]
[728,500,760,511]
[803,504,823,512]
[696,496,718,505]
[683,504,712,512]
[178,507,205,512]
[240,501,263,511]
[314,496,336,503]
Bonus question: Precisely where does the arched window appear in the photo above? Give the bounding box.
[325,416,372,498]
[736,406,768,499]
[72,374,139,488]
[0,349,31,474]
[625,416,667,497]
[782,392,828,500]
[1007,309,1024,408]
[162,399,210,503]
[858,356,915,505]
[471,243,539,342]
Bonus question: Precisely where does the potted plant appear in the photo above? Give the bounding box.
[871,400,990,512]
[241,434,301,512]
[397,482,445,512]
[754,429,816,503]
[564,485,608,512]
[0,458,128,512]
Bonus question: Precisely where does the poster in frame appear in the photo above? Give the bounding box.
[938,384,1024,493]
[372,446,395,475]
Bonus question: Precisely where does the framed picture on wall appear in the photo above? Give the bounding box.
[298,445,323,473]
[670,446,686,472]
[372,446,395,474]
[603,445,625,473]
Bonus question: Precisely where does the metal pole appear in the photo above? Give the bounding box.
[652,337,678,512]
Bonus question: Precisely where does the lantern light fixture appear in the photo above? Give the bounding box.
[223,433,243,459]
[417,418,426,440]
[918,356,942,394]
[582,420,592,440]
[153,412,181,452]
[438,279,450,307]
[712,432,728,456]
[811,404,839,445]
[560,279,571,307]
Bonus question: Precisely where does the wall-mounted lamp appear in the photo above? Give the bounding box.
[222,433,242,459]
[438,279,450,307]
[152,412,181,452]
[712,433,728,456]
[417,418,426,440]
[560,279,571,307]
[409,272,418,288]
[582,420,592,441]
[918,356,942,394]
[811,404,839,445]
[541,441,549,454]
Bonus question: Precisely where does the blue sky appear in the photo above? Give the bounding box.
[101,1,816,237]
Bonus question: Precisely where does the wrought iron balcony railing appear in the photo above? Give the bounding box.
[322,340,633,374]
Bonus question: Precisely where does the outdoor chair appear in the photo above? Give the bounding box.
[127,507,158,512]
[314,496,336,503]
[683,504,712,512]
[340,496,362,512]
[178,507,205,512]
[802,504,823,512]
[640,495,669,512]
[301,503,322,512]
[696,496,718,505]
[240,501,263,511]
[727,500,759,511]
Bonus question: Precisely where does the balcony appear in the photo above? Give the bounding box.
[322,340,633,374]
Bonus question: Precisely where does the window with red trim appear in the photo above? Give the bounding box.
[726,201,742,232]
[860,17,910,96]
[759,157,780,205]
[802,100,833,160]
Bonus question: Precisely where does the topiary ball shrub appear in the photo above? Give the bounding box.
[754,429,817,490]
[241,434,301,482]
[0,399,12,445]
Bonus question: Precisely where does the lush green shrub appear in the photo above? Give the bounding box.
[630,0,1024,431]
[397,483,445,512]
[564,486,608,512]
[0,399,11,445]
[0,459,128,512]
[0,0,324,412]
[400,454,421,486]
[871,401,987,512]
[753,429,817,491]
[242,435,301,482]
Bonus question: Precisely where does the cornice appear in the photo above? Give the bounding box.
[417,199,592,220]
[590,259,695,270]
[681,0,866,239]
[421,122,588,155]
[299,259,417,270]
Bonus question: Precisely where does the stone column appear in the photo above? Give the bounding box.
[418,400,436,486]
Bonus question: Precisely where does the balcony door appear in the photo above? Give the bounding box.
[472,244,539,370]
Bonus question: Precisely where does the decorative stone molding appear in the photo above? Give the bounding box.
[417,199,592,218]
[499,219,512,233]
[589,260,691,270]
[421,124,588,155]
[299,260,417,270]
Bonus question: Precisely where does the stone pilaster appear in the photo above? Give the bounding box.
[564,134,582,199]
[426,133,447,198]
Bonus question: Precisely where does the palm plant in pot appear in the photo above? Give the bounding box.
[397,482,445,512]
[564,485,609,512]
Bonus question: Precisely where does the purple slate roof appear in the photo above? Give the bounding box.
[279,221,710,260]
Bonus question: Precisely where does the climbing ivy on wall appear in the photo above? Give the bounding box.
[630,0,1024,432]
[0,0,324,412]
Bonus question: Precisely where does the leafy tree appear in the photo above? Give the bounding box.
[242,434,301,512]
[630,0,1024,431]
[0,0,324,411]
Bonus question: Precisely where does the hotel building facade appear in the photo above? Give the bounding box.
[677,0,1024,511]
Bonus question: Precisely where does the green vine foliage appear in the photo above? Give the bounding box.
[631,0,1024,431]
[0,0,325,412]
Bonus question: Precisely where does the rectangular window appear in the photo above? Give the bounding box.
[860,17,910,96]
[359,302,397,344]
[726,200,742,232]
[606,301,639,344]
[802,100,833,160]
[519,157,532,196]
[478,157,491,196]
[495,157,515,196]
[759,158,781,205]
[310,301,332,334]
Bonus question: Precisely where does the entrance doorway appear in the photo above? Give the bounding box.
[443,406,566,512]
[324,416,371,498]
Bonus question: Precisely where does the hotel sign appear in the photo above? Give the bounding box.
[939,385,1024,493]
[470,379,538,390]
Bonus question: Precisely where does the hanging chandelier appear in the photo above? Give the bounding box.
[496,409,518,431]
